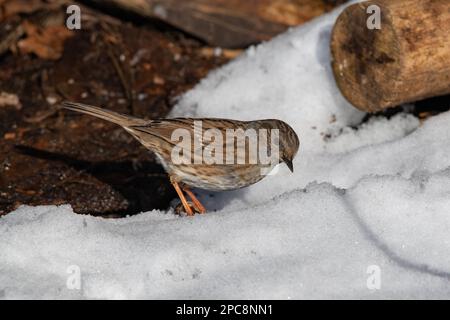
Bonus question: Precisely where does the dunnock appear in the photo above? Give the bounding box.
[62,101,299,215]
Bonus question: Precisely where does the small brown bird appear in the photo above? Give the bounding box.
[62,101,299,215]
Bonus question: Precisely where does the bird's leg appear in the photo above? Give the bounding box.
[182,186,207,214]
[170,177,194,216]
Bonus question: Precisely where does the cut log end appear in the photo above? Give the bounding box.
[331,3,400,112]
[331,0,450,113]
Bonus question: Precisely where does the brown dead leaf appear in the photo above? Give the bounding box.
[1,0,67,22]
[0,0,46,21]
[4,132,16,140]
[18,20,73,60]
[0,91,21,109]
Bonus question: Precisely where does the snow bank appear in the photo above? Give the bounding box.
[2,1,450,299]
[3,181,450,299]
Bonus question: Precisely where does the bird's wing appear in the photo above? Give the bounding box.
[129,118,279,166]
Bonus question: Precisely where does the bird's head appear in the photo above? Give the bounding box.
[278,121,300,173]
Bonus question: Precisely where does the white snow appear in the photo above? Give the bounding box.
[2,1,450,299]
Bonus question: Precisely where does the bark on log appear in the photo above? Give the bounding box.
[85,0,346,48]
[331,0,450,112]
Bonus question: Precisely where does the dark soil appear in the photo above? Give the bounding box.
[0,3,230,217]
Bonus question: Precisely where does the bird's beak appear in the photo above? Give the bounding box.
[284,158,294,173]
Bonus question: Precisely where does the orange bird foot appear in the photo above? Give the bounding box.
[170,178,207,216]
[182,187,207,214]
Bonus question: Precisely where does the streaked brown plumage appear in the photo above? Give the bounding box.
[62,101,299,215]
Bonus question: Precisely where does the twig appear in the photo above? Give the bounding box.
[0,19,24,56]
[100,23,134,114]
[23,108,59,123]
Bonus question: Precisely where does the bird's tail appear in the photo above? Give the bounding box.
[62,101,148,127]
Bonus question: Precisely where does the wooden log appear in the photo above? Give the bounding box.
[86,0,346,48]
[330,0,450,112]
